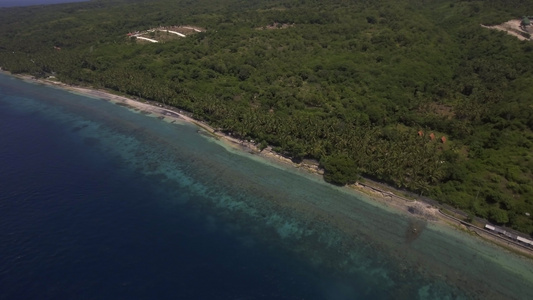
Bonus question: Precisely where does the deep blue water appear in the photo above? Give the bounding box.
[0,0,87,7]
[0,78,330,299]
[1,74,533,299]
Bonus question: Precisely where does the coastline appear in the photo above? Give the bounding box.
[5,71,533,259]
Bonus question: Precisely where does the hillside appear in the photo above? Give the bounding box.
[1,0,533,234]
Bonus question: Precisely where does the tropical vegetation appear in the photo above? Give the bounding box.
[1,0,533,234]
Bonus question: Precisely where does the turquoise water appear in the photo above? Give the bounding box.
[1,73,532,299]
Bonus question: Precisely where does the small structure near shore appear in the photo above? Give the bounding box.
[484,223,533,248]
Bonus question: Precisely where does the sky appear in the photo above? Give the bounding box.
[0,0,87,7]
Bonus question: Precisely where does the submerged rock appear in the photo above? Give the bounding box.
[406,218,427,243]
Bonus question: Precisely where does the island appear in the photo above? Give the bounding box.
[1,0,532,247]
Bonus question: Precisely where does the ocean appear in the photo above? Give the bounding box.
[0,73,532,299]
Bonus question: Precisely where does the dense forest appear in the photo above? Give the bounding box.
[1,0,533,234]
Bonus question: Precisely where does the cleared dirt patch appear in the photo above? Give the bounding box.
[482,19,532,41]
[128,25,206,43]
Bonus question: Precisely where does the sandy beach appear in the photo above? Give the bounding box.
[7,71,533,259]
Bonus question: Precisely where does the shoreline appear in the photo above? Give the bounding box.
[5,71,533,259]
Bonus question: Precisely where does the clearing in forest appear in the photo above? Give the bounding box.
[481,19,533,41]
[127,25,205,43]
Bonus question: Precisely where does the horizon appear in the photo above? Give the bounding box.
[0,0,87,7]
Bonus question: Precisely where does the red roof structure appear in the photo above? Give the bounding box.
[441,136,447,143]
[429,133,435,140]
[417,130,424,137]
